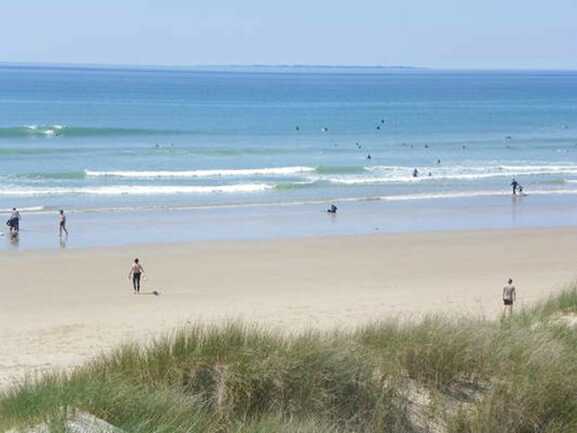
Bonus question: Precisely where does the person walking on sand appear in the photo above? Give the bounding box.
[128,258,144,294]
[58,209,68,237]
[502,278,516,317]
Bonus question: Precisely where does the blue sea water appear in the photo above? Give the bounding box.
[1,65,577,248]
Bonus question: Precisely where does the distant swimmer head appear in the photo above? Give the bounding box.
[367,154,372,160]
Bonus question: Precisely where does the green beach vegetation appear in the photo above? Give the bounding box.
[2,287,577,433]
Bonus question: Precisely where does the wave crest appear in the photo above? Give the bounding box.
[85,166,316,178]
[0,125,184,138]
[0,184,273,196]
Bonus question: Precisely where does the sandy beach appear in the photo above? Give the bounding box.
[1,227,576,389]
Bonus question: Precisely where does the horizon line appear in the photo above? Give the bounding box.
[0,61,576,73]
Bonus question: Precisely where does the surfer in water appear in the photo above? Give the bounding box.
[327,204,338,214]
[413,168,419,178]
[128,258,145,294]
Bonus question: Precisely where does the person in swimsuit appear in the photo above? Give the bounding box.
[59,209,68,237]
[128,258,145,294]
[502,278,516,317]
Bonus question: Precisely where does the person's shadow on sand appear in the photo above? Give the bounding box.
[135,290,161,296]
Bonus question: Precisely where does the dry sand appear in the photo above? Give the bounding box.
[1,228,576,389]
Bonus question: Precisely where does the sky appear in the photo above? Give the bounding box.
[1,0,576,69]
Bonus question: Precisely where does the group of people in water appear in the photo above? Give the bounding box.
[5,208,68,238]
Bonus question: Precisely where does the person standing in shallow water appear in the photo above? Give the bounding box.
[58,210,68,237]
[511,178,519,195]
[502,278,516,317]
[128,258,145,294]
[7,208,20,235]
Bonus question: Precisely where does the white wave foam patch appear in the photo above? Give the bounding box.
[0,184,273,196]
[85,166,316,178]
[0,206,45,212]
[25,124,65,135]
[341,164,577,185]
[377,188,577,202]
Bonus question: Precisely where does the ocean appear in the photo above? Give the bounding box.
[1,65,577,248]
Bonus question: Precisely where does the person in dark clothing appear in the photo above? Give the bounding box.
[511,178,519,195]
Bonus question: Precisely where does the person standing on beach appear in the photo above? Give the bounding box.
[58,210,68,237]
[502,278,516,317]
[128,258,145,294]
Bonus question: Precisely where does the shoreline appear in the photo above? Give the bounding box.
[2,227,577,388]
[4,191,577,251]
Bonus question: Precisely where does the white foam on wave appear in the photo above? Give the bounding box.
[24,124,66,135]
[323,164,577,185]
[85,166,316,178]
[0,206,45,212]
[0,184,273,196]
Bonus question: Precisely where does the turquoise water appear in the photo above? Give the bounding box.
[1,65,577,247]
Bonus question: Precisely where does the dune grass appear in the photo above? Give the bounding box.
[2,288,577,433]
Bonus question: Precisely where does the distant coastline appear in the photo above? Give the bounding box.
[0,61,429,74]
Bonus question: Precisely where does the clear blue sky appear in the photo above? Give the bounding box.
[1,0,576,69]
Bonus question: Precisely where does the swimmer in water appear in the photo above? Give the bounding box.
[413,168,419,178]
